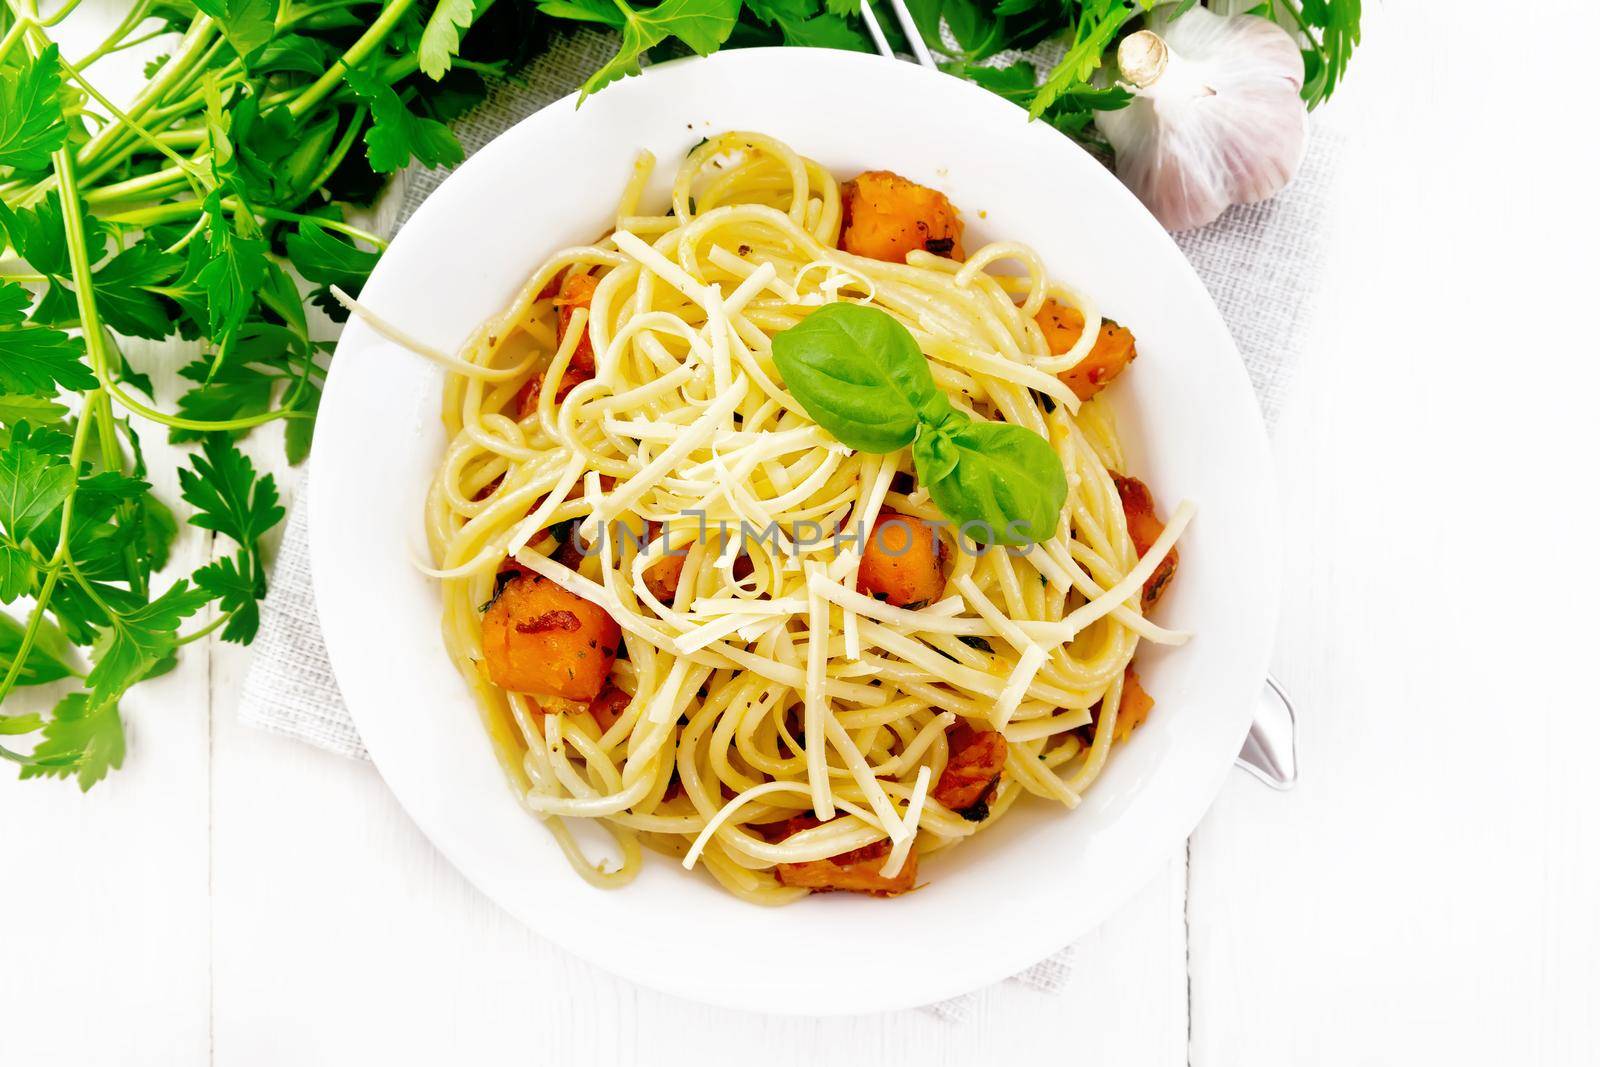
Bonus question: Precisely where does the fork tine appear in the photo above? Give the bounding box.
[857,0,895,59]
[884,0,938,68]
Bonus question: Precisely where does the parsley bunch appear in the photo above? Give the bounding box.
[539,0,1360,146]
[0,0,539,788]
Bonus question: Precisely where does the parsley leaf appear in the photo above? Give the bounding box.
[947,60,1038,105]
[83,581,212,710]
[1030,1,1145,118]
[177,435,284,548]
[0,193,108,278]
[194,550,264,643]
[253,34,333,76]
[283,221,379,292]
[0,281,31,323]
[420,0,478,79]
[0,44,68,172]
[745,0,868,49]
[0,545,37,602]
[345,68,464,173]
[196,192,269,341]
[53,472,152,581]
[179,438,280,642]
[562,0,741,96]
[283,377,321,466]
[1296,0,1362,106]
[0,395,69,426]
[0,614,72,684]
[18,693,126,790]
[941,0,1008,59]
[49,240,183,341]
[193,0,278,62]
[0,424,77,540]
[170,358,275,441]
[48,579,143,647]
[0,287,95,397]
[536,0,623,26]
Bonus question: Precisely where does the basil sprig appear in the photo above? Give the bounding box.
[772,304,1067,546]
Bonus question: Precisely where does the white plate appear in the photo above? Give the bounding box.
[310,47,1279,1015]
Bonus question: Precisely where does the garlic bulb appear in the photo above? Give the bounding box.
[1095,4,1309,232]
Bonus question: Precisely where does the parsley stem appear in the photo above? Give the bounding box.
[0,16,29,65]
[0,384,98,710]
[140,62,245,128]
[287,0,416,119]
[96,24,170,56]
[111,386,307,433]
[176,614,228,646]
[160,213,209,256]
[92,392,146,600]
[37,0,88,28]
[53,51,211,196]
[82,165,190,205]
[75,16,218,173]
[157,129,207,150]
[100,197,390,250]
[0,568,63,711]
[1273,0,1312,38]
[63,559,116,617]
[284,0,377,29]
[254,206,389,249]
[40,88,288,435]
[36,62,124,570]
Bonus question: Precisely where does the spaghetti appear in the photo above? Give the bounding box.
[419,132,1192,904]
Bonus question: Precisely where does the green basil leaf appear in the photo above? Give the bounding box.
[911,415,960,484]
[770,303,938,454]
[914,416,1066,546]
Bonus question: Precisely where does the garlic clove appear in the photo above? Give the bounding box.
[1095,4,1309,232]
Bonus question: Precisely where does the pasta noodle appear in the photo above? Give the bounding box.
[418,132,1191,903]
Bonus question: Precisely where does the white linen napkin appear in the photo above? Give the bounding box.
[239,30,1341,1018]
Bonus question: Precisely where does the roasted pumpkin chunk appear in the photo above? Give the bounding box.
[1078,667,1157,747]
[769,815,917,896]
[513,368,587,420]
[555,269,599,373]
[588,683,632,732]
[481,572,621,701]
[1110,472,1179,613]
[640,522,689,605]
[857,511,946,609]
[932,720,1008,816]
[1112,668,1155,744]
[508,268,600,419]
[840,170,964,264]
[1036,299,1138,402]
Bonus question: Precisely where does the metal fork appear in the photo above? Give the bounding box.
[855,0,1299,789]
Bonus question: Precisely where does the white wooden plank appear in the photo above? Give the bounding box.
[1188,5,1600,1064]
